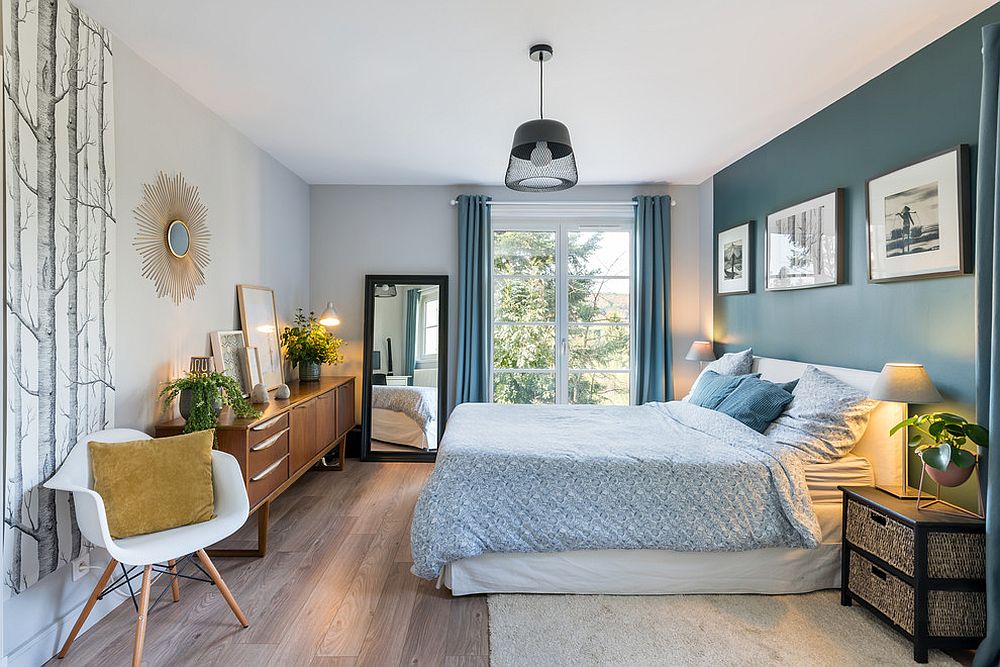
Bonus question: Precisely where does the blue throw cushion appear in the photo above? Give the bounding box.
[715,376,795,433]
[688,371,760,410]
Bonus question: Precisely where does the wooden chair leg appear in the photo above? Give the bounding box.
[196,549,249,628]
[57,558,118,659]
[167,559,181,602]
[132,566,152,667]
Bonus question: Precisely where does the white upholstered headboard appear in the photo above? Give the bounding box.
[752,357,905,489]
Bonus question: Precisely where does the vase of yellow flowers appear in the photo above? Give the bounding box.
[280,308,345,382]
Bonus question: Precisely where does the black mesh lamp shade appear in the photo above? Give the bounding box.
[505,44,578,192]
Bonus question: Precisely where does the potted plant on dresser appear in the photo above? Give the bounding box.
[159,371,261,433]
[280,308,345,382]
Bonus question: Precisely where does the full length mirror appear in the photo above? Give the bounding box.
[361,275,448,461]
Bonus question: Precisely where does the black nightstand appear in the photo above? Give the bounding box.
[839,486,986,663]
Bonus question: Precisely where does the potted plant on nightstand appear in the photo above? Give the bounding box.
[280,308,345,382]
[160,371,261,433]
[890,412,989,513]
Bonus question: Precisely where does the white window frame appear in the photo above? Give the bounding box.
[416,287,440,365]
[489,209,634,405]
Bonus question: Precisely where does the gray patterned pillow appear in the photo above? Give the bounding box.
[683,348,753,401]
[765,365,878,462]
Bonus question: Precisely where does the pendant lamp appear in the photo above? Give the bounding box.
[505,44,578,192]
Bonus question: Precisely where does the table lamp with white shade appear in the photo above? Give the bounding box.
[868,363,943,499]
[685,341,716,367]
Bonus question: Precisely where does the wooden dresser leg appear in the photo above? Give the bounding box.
[57,558,118,659]
[168,559,181,602]
[132,566,152,667]
[257,501,270,557]
[196,549,249,627]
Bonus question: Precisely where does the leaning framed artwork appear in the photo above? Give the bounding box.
[237,285,284,389]
[765,189,844,291]
[866,145,970,283]
[210,330,250,395]
[717,221,753,295]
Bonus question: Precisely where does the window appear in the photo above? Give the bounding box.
[491,218,632,405]
[417,289,439,362]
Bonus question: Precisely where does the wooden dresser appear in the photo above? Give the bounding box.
[156,376,355,556]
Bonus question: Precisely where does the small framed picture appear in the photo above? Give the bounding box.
[765,189,844,291]
[210,330,250,395]
[717,221,753,295]
[244,346,263,389]
[866,145,970,283]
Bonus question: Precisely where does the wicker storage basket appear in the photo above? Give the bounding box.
[846,499,914,575]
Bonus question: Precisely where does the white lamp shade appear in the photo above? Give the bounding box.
[318,301,341,327]
[869,363,942,403]
[685,340,716,362]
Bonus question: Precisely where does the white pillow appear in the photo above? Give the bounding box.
[765,365,878,463]
[683,348,753,401]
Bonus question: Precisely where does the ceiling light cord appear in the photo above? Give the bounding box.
[539,55,544,119]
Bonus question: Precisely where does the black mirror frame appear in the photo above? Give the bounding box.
[361,274,449,462]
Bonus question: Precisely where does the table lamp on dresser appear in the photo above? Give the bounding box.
[868,362,942,499]
[685,341,716,367]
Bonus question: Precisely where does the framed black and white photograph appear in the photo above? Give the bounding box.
[211,330,250,395]
[866,145,970,283]
[717,221,753,295]
[765,189,844,291]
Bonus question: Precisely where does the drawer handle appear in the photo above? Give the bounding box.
[251,454,287,482]
[251,428,289,452]
[871,565,887,581]
[869,511,887,526]
[252,415,284,432]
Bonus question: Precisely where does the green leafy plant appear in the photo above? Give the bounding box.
[280,308,345,368]
[890,412,989,471]
[159,371,261,434]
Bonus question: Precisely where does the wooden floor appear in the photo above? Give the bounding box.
[48,461,486,667]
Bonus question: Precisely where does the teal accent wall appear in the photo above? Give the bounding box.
[713,5,1000,508]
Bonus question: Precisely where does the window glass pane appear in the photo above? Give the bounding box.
[423,326,438,356]
[568,324,630,370]
[424,299,438,323]
[568,372,630,405]
[493,231,556,275]
[494,278,556,322]
[568,278,629,323]
[568,230,630,276]
[493,324,555,369]
[494,372,556,404]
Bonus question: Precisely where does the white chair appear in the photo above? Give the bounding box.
[45,428,251,666]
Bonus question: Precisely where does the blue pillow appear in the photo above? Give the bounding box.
[688,371,760,410]
[714,376,795,433]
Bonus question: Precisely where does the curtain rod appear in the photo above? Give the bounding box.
[448,199,675,207]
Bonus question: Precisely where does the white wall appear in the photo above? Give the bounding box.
[4,38,311,667]
[310,183,705,407]
[698,176,715,345]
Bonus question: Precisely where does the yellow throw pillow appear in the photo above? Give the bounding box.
[89,430,215,539]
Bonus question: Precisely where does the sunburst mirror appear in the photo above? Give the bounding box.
[133,172,211,304]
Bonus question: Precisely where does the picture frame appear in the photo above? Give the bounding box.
[210,330,250,396]
[866,145,971,283]
[765,189,844,291]
[244,346,263,388]
[717,221,754,295]
[237,284,284,390]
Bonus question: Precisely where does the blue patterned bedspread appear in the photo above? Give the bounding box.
[410,401,821,580]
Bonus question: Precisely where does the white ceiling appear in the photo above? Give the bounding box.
[76,0,994,186]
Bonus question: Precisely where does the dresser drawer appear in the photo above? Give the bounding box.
[249,413,289,448]
[248,427,290,478]
[248,453,288,507]
[845,499,914,576]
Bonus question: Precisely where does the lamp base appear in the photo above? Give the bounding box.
[875,483,921,500]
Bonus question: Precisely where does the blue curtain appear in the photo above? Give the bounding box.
[403,288,419,385]
[456,195,491,404]
[632,195,673,404]
[976,23,1000,667]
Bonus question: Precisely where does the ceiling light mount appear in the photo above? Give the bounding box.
[505,43,577,192]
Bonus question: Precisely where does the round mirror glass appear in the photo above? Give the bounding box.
[167,220,190,258]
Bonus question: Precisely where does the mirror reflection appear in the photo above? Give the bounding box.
[167,220,191,258]
[369,282,442,454]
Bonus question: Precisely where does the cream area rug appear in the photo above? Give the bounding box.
[487,591,959,666]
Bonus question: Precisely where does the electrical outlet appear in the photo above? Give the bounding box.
[71,552,90,581]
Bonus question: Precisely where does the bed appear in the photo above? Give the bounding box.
[371,385,438,450]
[410,357,904,595]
